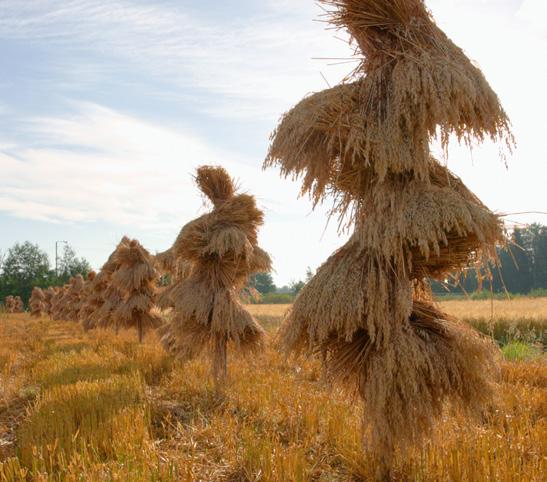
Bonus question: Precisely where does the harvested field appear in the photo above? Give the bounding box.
[0,301,544,481]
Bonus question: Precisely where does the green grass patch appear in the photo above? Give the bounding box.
[467,317,546,347]
[501,342,543,362]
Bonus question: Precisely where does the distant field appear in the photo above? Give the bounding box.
[440,297,547,320]
[247,297,547,320]
[248,298,547,348]
[0,300,544,480]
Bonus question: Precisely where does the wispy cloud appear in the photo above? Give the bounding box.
[1,103,212,225]
[0,0,349,120]
[0,102,314,227]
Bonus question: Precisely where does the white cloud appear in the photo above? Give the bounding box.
[1,104,229,227]
[0,0,350,120]
[0,102,345,283]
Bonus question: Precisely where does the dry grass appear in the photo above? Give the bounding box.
[0,304,544,481]
[440,297,547,320]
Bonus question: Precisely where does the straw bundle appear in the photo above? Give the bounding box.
[278,239,412,352]
[353,160,505,278]
[276,227,502,464]
[161,166,271,390]
[29,287,45,318]
[43,288,54,318]
[89,237,130,331]
[61,275,85,321]
[4,296,15,313]
[13,296,24,313]
[156,280,179,311]
[310,301,498,454]
[154,248,193,311]
[76,272,96,323]
[95,283,124,330]
[267,0,511,465]
[80,272,107,331]
[157,244,270,312]
[111,239,162,342]
[50,286,67,321]
[58,282,76,321]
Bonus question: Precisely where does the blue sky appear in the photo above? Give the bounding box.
[0,0,546,285]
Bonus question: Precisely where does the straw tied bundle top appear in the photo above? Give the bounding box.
[265,0,514,459]
[160,166,272,388]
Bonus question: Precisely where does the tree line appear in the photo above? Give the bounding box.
[0,242,91,307]
[432,223,547,296]
[248,268,315,304]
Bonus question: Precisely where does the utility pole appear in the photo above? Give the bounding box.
[55,240,68,277]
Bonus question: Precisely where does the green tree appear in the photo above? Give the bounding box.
[290,280,305,295]
[491,226,547,294]
[526,223,547,290]
[432,224,547,296]
[513,227,534,293]
[289,267,314,295]
[57,244,92,283]
[493,228,532,294]
[0,242,51,305]
[0,242,92,305]
[249,272,276,295]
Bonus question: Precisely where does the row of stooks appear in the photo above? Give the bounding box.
[7,1,518,476]
[26,239,161,344]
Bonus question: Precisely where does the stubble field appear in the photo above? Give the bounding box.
[0,298,545,481]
